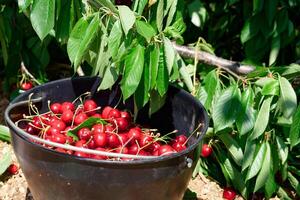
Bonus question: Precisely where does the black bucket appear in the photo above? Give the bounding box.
[5,77,208,200]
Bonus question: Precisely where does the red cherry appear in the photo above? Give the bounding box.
[152,150,159,156]
[61,102,75,112]
[105,124,115,133]
[21,82,33,90]
[87,139,96,149]
[25,124,38,135]
[93,133,108,147]
[7,164,19,175]
[77,128,92,141]
[137,150,150,156]
[138,135,153,148]
[158,145,176,156]
[118,133,129,145]
[91,124,105,135]
[128,144,139,155]
[223,188,236,200]
[108,134,120,148]
[114,146,129,154]
[174,135,187,144]
[128,127,142,141]
[115,117,129,131]
[91,148,108,160]
[74,151,89,158]
[120,111,131,120]
[50,119,66,131]
[83,100,98,115]
[149,141,162,153]
[46,127,60,136]
[108,109,121,119]
[51,134,67,144]
[66,136,74,144]
[102,106,113,119]
[75,140,87,148]
[74,113,88,125]
[61,110,74,124]
[32,117,43,128]
[50,103,62,114]
[92,113,102,118]
[172,142,187,152]
[55,148,67,153]
[201,144,213,157]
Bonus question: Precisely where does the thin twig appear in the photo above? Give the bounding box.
[77,66,85,76]
[173,43,255,75]
[20,61,41,85]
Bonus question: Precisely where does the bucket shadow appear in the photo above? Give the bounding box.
[25,188,34,200]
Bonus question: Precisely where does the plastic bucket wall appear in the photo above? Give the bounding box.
[5,77,208,200]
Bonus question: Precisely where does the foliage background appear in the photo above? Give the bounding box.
[0,0,300,199]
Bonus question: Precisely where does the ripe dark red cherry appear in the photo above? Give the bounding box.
[172,142,187,152]
[93,133,108,147]
[21,82,33,90]
[102,106,113,119]
[108,109,121,119]
[74,113,88,125]
[158,145,176,156]
[7,164,19,175]
[115,117,129,131]
[50,103,62,114]
[201,144,213,157]
[223,188,236,200]
[83,100,97,115]
[91,124,105,134]
[77,128,92,141]
[61,110,74,124]
[61,102,75,112]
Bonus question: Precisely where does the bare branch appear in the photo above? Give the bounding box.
[173,43,255,75]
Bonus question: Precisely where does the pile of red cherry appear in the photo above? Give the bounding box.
[17,98,190,161]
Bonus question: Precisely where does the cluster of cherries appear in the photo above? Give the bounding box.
[18,98,189,161]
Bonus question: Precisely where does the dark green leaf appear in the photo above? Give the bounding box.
[137,0,148,15]
[241,17,259,43]
[67,117,107,140]
[261,78,279,96]
[149,90,166,115]
[219,133,244,166]
[254,141,271,192]
[287,172,300,196]
[166,0,177,27]
[236,87,255,135]
[264,0,278,26]
[253,0,264,13]
[242,139,256,171]
[269,34,280,66]
[163,36,175,74]
[203,70,218,110]
[246,142,266,181]
[177,55,193,92]
[0,125,11,142]
[66,131,79,142]
[183,189,197,200]
[0,151,11,176]
[156,0,164,32]
[121,44,145,100]
[118,6,136,35]
[212,85,241,133]
[276,136,288,164]
[156,47,169,96]
[279,76,297,119]
[290,105,300,148]
[276,9,288,33]
[265,166,278,198]
[108,20,123,60]
[30,0,55,40]
[136,20,156,43]
[150,44,160,89]
[250,96,272,140]
[187,0,207,28]
[277,187,292,200]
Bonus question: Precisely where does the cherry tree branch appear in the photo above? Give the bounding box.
[173,43,255,75]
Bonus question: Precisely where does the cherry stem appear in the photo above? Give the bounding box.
[182,123,203,146]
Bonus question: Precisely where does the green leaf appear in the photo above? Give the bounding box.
[163,36,175,74]
[261,79,279,96]
[67,117,107,140]
[276,136,288,164]
[236,87,255,135]
[108,20,123,60]
[253,0,264,13]
[73,14,100,69]
[277,187,292,200]
[18,0,32,12]
[287,172,300,196]
[219,133,244,166]
[118,6,136,35]
[67,17,90,63]
[246,142,266,181]
[203,70,219,110]
[156,0,164,32]
[30,0,55,40]
[276,9,288,33]
[121,44,145,100]
[242,139,256,171]
[187,0,207,28]
[156,47,169,96]
[290,105,300,148]
[0,151,11,176]
[98,66,119,90]
[241,17,259,43]
[212,85,241,132]
[269,34,280,66]
[135,0,148,15]
[66,131,79,142]
[166,0,177,27]
[0,125,11,142]
[136,20,156,43]
[264,0,278,26]
[265,164,278,198]
[150,44,160,89]
[254,141,271,192]
[177,55,193,92]
[149,90,166,115]
[249,97,272,140]
[278,76,297,119]
[255,77,275,88]
[135,51,150,109]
